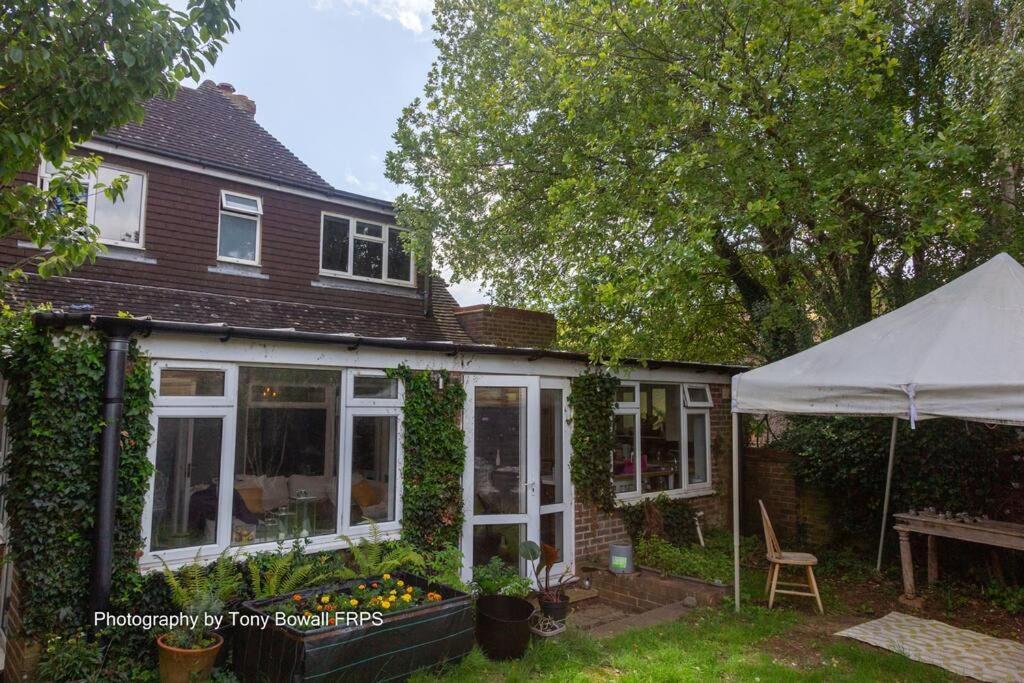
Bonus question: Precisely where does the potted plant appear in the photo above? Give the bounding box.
[520,541,574,622]
[471,556,535,660]
[158,554,242,683]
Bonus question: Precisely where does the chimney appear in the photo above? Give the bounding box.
[215,81,257,118]
[454,305,557,349]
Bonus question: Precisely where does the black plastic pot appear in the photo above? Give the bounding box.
[475,595,534,660]
[539,594,570,622]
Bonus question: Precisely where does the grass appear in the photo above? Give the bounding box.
[413,606,955,682]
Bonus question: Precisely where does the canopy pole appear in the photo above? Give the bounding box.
[875,417,899,572]
[732,411,741,611]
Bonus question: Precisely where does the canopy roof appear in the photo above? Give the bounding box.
[731,253,1024,426]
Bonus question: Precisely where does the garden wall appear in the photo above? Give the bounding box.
[575,383,733,562]
[740,447,832,546]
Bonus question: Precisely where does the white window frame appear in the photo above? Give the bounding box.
[153,361,236,407]
[142,404,237,566]
[318,211,416,287]
[683,383,714,408]
[340,407,403,535]
[345,368,403,407]
[613,382,714,502]
[539,377,574,579]
[217,190,262,266]
[683,408,713,491]
[140,361,407,570]
[39,161,148,249]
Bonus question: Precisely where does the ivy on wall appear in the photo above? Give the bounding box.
[388,366,466,553]
[568,369,620,512]
[0,310,154,635]
[620,495,698,547]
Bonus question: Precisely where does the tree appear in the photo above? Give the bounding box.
[0,0,238,280]
[388,0,1024,363]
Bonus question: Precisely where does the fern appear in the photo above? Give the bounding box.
[161,550,243,611]
[246,546,356,599]
[341,520,425,577]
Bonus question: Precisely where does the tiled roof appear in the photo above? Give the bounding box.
[10,275,473,344]
[94,81,361,200]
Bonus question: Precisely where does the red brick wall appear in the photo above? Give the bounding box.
[454,305,556,348]
[741,447,832,546]
[574,382,734,562]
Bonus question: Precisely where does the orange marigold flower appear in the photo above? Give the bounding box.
[292,594,302,601]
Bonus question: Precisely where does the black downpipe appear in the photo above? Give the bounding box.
[89,326,132,619]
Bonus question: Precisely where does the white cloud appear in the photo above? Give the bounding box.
[312,0,434,34]
[343,171,362,186]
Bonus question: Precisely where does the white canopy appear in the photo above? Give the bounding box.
[728,252,1024,611]
[731,252,1024,427]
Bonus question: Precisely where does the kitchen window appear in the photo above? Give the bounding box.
[319,212,414,285]
[218,190,262,265]
[613,382,713,498]
[40,161,147,248]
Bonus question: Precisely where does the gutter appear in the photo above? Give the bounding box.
[33,312,748,375]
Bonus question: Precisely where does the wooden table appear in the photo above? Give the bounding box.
[892,512,1024,599]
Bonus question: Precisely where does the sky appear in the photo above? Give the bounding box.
[191,0,489,305]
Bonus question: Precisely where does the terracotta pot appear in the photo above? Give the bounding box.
[156,632,223,683]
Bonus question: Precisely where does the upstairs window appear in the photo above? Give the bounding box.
[40,161,147,248]
[218,190,262,265]
[320,213,414,285]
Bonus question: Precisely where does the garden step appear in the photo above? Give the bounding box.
[567,587,600,604]
[588,601,692,639]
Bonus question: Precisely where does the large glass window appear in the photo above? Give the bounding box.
[150,417,223,551]
[319,213,414,284]
[232,367,339,544]
[218,191,261,264]
[349,415,397,525]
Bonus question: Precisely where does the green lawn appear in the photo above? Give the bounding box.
[413,607,955,682]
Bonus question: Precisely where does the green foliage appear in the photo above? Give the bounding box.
[778,416,1021,542]
[341,521,425,577]
[620,495,698,548]
[389,0,1024,364]
[0,309,154,635]
[245,543,355,600]
[0,1,237,282]
[984,583,1024,615]
[161,552,244,611]
[38,632,103,682]
[388,366,467,552]
[471,556,532,598]
[422,544,466,591]
[635,535,734,584]
[568,370,619,512]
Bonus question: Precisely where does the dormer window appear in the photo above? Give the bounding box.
[218,190,262,265]
[320,212,414,286]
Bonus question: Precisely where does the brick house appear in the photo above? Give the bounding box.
[0,81,742,620]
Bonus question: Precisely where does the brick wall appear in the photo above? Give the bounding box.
[454,305,557,348]
[2,570,40,683]
[741,447,833,546]
[574,382,734,563]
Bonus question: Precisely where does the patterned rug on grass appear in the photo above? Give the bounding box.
[835,611,1024,683]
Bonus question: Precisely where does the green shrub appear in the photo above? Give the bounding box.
[635,535,734,584]
[620,495,698,547]
[984,583,1024,614]
[471,556,532,597]
[422,544,467,590]
[777,416,1021,542]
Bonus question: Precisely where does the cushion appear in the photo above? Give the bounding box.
[351,479,382,509]
[263,476,290,510]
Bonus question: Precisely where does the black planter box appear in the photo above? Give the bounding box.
[233,573,473,683]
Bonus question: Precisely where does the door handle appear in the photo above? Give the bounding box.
[522,481,536,493]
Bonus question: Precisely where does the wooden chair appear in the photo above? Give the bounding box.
[759,499,823,614]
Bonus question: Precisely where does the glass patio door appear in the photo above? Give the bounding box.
[461,375,540,582]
